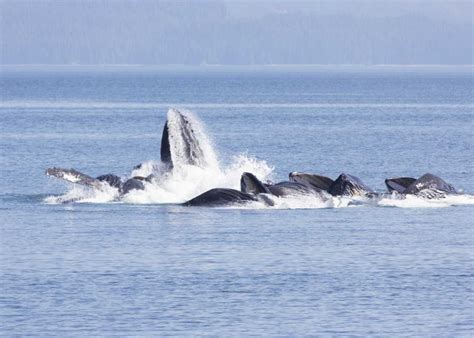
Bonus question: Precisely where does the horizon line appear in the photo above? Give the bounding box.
[2,63,473,67]
[2,64,473,73]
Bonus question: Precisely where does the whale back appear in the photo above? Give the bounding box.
[267,181,318,197]
[122,178,145,194]
[183,188,257,207]
[96,174,123,189]
[289,172,334,191]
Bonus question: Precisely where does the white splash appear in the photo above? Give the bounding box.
[45,108,273,205]
[121,154,273,204]
[377,193,474,208]
[44,184,119,204]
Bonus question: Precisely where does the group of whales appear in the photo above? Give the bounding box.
[46,109,459,206]
[185,172,458,206]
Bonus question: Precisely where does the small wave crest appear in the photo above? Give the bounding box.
[44,184,120,204]
[377,193,474,208]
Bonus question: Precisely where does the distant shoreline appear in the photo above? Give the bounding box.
[1,64,472,73]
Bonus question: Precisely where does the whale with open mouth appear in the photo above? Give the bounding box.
[45,109,209,200]
[290,172,459,200]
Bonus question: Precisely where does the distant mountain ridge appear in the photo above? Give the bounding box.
[1,1,472,65]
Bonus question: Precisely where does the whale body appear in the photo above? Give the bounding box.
[385,173,458,198]
[46,168,149,195]
[240,172,326,198]
[289,172,374,197]
[182,188,258,207]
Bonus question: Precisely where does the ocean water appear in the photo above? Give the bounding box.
[0,66,473,335]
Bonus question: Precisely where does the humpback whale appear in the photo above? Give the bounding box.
[289,172,374,197]
[182,188,259,207]
[287,172,334,192]
[384,177,417,193]
[240,172,328,198]
[385,173,458,198]
[45,168,149,195]
[46,109,207,201]
[161,108,209,169]
[327,173,374,197]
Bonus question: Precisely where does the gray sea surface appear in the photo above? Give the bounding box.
[0,66,473,335]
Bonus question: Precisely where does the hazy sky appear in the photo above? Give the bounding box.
[1,0,472,65]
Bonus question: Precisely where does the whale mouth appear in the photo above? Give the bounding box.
[161,108,219,171]
[45,108,273,205]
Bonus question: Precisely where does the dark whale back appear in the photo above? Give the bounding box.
[328,173,373,197]
[241,172,324,197]
[122,178,145,194]
[240,172,271,195]
[289,172,334,191]
[385,177,416,193]
[267,181,317,197]
[404,173,457,196]
[183,188,257,207]
[96,174,123,189]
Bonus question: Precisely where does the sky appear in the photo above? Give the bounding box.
[0,0,472,65]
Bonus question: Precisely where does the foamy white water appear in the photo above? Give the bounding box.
[45,109,273,205]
